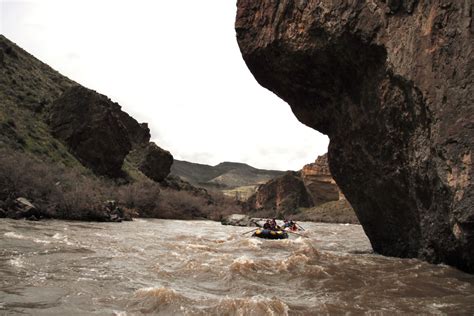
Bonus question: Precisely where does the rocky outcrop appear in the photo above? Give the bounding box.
[246,171,314,214]
[118,112,151,148]
[236,1,473,272]
[221,214,260,227]
[48,86,173,180]
[5,197,43,220]
[138,143,173,182]
[49,86,134,177]
[246,154,343,214]
[301,154,341,205]
[160,175,212,200]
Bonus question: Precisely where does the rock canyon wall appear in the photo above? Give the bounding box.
[236,1,473,272]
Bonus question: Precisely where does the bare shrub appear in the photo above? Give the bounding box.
[0,149,244,221]
[54,173,110,220]
[0,149,111,219]
[115,180,161,217]
[204,190,242,221]
[156,189,209,219]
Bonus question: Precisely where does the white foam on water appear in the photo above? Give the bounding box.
[9,256,25,268]
[213,295,289,316]
[52,232,75,246]
[33,238,51,244]
[4,232,27,239]
[4,231,53,245]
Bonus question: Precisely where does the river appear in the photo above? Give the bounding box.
[1,218,473,315]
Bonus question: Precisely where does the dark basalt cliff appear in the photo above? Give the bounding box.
[236,1,473,272]
[49,86,135,177]
[138,143,173,182]
[49,86,173,179]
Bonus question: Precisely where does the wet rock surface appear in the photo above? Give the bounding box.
[236,1,473,272]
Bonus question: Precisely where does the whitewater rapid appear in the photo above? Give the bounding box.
[1,219,473,315]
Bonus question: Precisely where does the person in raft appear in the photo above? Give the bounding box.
[263,220,271,230]
[283,219,298,231]
[270,218,283,231]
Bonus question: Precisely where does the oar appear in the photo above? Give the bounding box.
[296,223,305,231]
[287,230,308,238]
[241,228,258,235]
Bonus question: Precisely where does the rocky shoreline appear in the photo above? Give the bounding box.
[0,197,133,222]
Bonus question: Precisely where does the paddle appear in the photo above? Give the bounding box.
[241,228,258,236]
[296,223,305,231]
[286,230,308,238]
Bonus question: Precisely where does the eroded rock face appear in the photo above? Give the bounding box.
[138,143,174,182]
[236,1,473,272]
[301,154,341,205]
[246,154,342,214]
[247,171,314,214]
[49,86,134,177]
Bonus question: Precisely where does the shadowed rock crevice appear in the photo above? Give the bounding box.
[236,1,473,272]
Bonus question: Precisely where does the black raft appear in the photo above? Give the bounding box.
[252,229,289,240]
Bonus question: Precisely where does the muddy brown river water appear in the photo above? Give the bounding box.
[1,218,473,315]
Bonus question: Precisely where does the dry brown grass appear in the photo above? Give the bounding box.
[0,149,242,221]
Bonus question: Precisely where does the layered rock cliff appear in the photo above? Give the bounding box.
[301,154,341,204]
[236,1,473,272]
[246,171,314,214]
[246,154,343,214]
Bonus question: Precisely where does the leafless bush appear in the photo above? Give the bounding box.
[115,180,161,217]
[205,190,242,220]
[0,149,243,221]
[153,189,242,220]
[0,149,112,219]
[155,189,207,219]
[0,149,58,203]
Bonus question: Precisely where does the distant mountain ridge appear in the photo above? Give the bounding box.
[171,160,285,193]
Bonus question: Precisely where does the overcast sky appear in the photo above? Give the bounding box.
[1,0,329,170]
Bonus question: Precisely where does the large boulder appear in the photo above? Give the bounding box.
[221,214,260,227]
[246,154,344,215]
[138,143,173,182]
[116,112,151,148]
[236,1,473,272]
[247,171,314,214]
[7,197,43,220]
[49,86,134,177]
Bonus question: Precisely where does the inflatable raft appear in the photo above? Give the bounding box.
[252,229,289,240]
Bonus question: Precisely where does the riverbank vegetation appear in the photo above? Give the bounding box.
[0,149,239,222]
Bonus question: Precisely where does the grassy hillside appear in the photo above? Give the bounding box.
[171,159,285,197]
[0,35,241,221]
[0,35,87,169]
